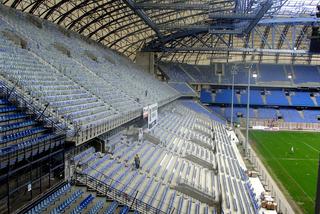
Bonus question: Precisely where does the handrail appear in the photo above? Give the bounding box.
[78,160,172,209]
[0,79,68,133]
[74,171,167,214]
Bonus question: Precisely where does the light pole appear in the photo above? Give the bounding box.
[245,64,255,156]
[230,65,236,129]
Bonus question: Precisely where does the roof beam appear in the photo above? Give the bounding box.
[67,0,117,30]
[55,0,93,24]
[208,13,256,19]
[43,0,70,20]
[258,17,320,26]
[243,0,273,35]
[29,0,45,14]
[122,0,162,38]
[10,0,22,8]
[134,1,234,10]
[153,47,308,55]
[135,3,209,10]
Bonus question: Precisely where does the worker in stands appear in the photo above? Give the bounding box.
[134,154,140,169]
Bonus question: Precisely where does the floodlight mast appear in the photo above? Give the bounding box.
[230,65,236,129]
[245,64,254,156]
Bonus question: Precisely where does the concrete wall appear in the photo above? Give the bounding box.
[136,51,155,76]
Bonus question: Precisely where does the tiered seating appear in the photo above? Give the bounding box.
[0,43,114,129]
[40,49,141,114]
[81,140,216,213]
[168,82,197,97]
[181,100,225,124]
[240,90,263,105]
[265,90,289,106]
[26,183,139,214]
[280,109,304,122]
[200,89,213,103]
[211,106,320,123]
[160,62,320,86]
[215,89,238,104]
[292,65,320,84]
[258,108,278,119]
[0,9,179,134]
[258,64,288,83]
[0,97,64,168]
[74,100,257,213]
[181,64,209,83]
[224,107,254,120]
[303,110,320,123]
[290,92,314,106]
[158,63,192,82]
[213,122,255,214]
[196,65,219,83]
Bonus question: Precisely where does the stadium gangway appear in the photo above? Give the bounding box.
[74,171,172,214]
[0,80,67,166]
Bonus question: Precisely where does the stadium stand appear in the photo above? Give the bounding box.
[158,63,193,82]
[160,62,320,87]
[257,64,288,83]
[25,182,141,214]
[265,90,289,106]
[1,1,319,214]
[0,7,179,144]
[210,106,320,124]
[168,82,197,97]
[290,91,314,107]
[0,81,66,166]
[292,65,320,85]
[68,100,257,214]
[215,89,238,104]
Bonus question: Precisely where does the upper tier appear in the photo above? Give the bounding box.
[159,62,320,87]
[0,7,180,144]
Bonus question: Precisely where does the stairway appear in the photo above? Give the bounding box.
[0,97,64,169]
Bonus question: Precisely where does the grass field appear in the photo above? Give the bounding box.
[249,130,320,214]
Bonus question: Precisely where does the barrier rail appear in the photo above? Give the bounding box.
[246,119,320,131]
[0,79,67,160]
[0,78,68,132]
[74,171,169,214]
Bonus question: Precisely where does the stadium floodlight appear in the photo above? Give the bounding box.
[252,73,258,78]
[288,73,292,79]
[230,65,237,129]
[245,64,254,157]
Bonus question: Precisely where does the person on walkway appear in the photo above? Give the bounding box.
[134,154,140,169]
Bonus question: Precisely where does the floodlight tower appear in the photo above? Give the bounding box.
[230,65,237,129]
[245,64,256,156]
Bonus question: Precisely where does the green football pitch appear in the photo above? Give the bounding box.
[249,130,320,214]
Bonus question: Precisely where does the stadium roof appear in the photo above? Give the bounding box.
[2,0,320,64]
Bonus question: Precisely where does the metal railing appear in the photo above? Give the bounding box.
[0,80,67,159]
[75,161,177,213]
[74,171,171,214]
[0,79,68,133]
